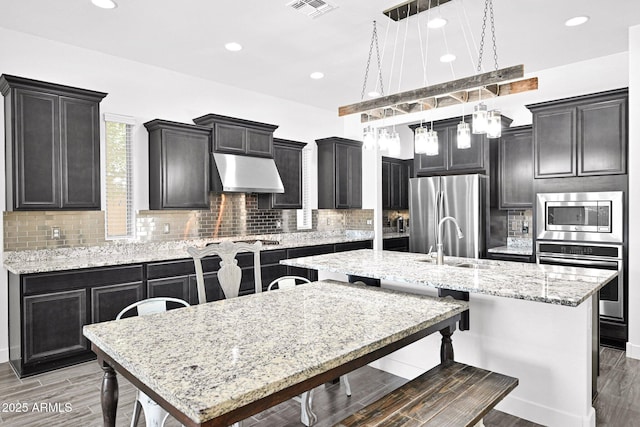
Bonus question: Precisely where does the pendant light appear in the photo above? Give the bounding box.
[378,128,390,152]
[363,125,376,150]
[414,126,429,154]
[388,130,401,156]
[472,102,488,134]
[457,121,471,149]
[486,109,502,138]
[425,126,439,156]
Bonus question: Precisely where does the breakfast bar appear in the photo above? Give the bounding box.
[83,280,467,427]
[282,249,618,427]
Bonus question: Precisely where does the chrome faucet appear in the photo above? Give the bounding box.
[436,216,464,265]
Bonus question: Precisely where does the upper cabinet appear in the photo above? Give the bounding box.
[410,116,509,176]
[498,126,533,209]
[193,113,278,158]
[0,74,106,211]
[317,137,362,209]
[145,119,211,210]
[528,88,627,179]
[382,157,412,210]
[258,138,306,209]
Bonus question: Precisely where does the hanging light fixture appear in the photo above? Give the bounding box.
[471,0,502,139]
[363,125,376,150]
[414,126,428,154]
[388,129,401,156]
[486,109,502,138]
[378,128,390,152]
[425,126,439,156]
[457,121,471,149]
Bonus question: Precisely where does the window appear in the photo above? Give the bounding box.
[104,113,135,239]
[297,147,312,230]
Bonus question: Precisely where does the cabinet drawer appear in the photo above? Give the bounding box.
[261,249,287,265]
[335,240,372,252]
[22,265,143,295]
[287,244,335,258]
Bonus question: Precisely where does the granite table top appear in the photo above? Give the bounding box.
[281,249,617,307]
[4,231,400,275]
[83,280,468,425]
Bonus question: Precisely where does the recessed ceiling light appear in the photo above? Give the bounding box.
[310,72,324,80]
[91,0,117,9]
[367,91,381,98]
[225,42,243,52]
[565,16,589,27]
[427,17,448,29]
[440,53,456,63]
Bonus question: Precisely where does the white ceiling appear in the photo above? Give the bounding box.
[1,0,639,113]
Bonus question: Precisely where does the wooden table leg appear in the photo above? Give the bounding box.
[440,324,456,363]
[100,360,118,427]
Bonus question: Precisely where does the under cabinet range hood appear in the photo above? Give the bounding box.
[211,153,284,193]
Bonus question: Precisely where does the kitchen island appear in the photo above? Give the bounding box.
[282,249,617,427]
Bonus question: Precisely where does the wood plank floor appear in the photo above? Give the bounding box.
[0,346,634,426]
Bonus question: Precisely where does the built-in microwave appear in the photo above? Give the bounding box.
[536,191,623,243]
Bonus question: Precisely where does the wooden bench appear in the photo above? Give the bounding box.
[334,361,518,427]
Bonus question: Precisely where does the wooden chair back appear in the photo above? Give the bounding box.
[187,240,263,304]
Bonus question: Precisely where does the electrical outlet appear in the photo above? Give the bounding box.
[51,227,61,239]
[326,218,330,225]
[163,223,170,234]
[366,219,372,225]
[276,220,282,229]
[522,221,529,234]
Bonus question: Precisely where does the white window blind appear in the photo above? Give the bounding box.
[296,147,312,230]
[104,113,135,239]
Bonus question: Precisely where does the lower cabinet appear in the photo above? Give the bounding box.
[383,236,410,252]
[147,276,193,304]
[9,265,144,377]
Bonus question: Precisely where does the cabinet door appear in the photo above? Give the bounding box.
[13,89,60,209]
[190,272,225,302]
[499,129,533,209]
[533,107,576,178]
[60,96,101,209]
[577,98,626,176]
[381,160,391,209]
[23,289,88,365]
[214,123,246,154]
[389,162,403,209]
[91,282,144,323]
[335,144,351,208]
[246,128,273,157]
[147,276,194,305]
[348,145,362,208]
[448,128,485,171]
[273,144,302,208]
[414,127,447,175]
[161,128,210,209]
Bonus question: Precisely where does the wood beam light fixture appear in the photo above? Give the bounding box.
[340,0,539,126]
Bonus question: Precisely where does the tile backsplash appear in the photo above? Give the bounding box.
[507,209,533,239]
[4,193,374,251]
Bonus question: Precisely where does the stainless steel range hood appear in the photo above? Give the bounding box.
[211,152,284,193]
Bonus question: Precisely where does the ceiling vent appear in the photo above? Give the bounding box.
[287,0,337,18]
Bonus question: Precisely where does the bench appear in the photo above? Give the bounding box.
[334,361,518,427]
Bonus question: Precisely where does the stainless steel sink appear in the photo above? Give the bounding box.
[454,262,489,270]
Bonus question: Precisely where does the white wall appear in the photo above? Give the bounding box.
[0,27,342,363]
[626,25,640,359]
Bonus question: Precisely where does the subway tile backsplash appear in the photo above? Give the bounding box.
[4,193,374,251]
[507,209,532,239]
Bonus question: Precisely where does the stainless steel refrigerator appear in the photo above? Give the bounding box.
[409,174,489,258]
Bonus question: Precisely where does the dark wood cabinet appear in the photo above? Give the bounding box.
[148,276,194,305]
[528,88,627,178]
[193,113,278,158]
[382,157,411,210]
[0,74,106,210]
[258,138,306,209]
[317,137,362,209]
[145,119,212,210]
[9,264,143,377]
[383,236,410,252]
[286,244,336,281]
[411,117,493,176]
[486,252,533,263]
[498,126,533,209]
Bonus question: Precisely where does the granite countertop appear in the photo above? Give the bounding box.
[83,280,468,424]
[281,249,616,307]
[3,231,408,275]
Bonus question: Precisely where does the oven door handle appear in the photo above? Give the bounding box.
[538,256,619,269]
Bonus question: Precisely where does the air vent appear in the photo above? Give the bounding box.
[287,0,337,18]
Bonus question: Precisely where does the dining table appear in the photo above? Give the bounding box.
[83,279,468,427]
